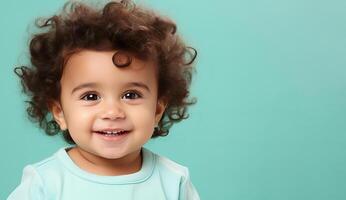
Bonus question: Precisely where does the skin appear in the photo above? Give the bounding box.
[51,50,166,176]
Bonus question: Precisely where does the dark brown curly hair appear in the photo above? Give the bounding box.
[14,0,197,144]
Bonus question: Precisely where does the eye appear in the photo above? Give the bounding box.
[122,91,142,100]
[81,93,100,101]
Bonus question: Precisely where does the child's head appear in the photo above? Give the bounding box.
[15,0,197,149]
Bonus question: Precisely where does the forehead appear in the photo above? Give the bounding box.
[60,50,157,89]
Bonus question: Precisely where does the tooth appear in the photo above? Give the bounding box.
[100,130,126,135]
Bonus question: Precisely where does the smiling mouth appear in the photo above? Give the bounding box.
[94,130,130,137]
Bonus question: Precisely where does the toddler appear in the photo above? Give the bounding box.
[8,0,199,199]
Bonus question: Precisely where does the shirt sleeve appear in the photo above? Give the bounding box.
[179,168,200,200]
[7,165,45,200]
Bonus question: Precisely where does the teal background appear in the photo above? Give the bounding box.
[1,0,346,199]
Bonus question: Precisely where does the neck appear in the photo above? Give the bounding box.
[68,147,142,176]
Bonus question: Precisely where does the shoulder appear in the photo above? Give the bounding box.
[144,148,190,180]
[29,148,65,179]
[19,148,65,190]
[157,153,189,177]
[7,148,63,200]
[144,149,201,200]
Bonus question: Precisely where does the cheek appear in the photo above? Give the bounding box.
[64,106,94,130]
[128,104,156,127]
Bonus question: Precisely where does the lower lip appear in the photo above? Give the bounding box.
[94,131,130,142]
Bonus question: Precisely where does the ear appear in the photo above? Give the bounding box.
[50,101,67,131]
[155,98,167,125]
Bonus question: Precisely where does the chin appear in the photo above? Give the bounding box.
[102,148,134,158]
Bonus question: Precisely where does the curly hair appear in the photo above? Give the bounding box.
[14,0,197,144]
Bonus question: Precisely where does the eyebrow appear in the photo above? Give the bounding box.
[71,82,151,94]
[124,82,151,93]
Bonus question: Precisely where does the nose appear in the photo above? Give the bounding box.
[100,100,126,120]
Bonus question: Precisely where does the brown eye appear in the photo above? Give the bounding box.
[122,91,141,100]
[112,51,132,67]
[81,93,100,101]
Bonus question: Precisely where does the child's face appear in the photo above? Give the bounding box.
[51,50,166,160]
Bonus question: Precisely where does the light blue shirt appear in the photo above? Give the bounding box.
[7,146,200,200]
